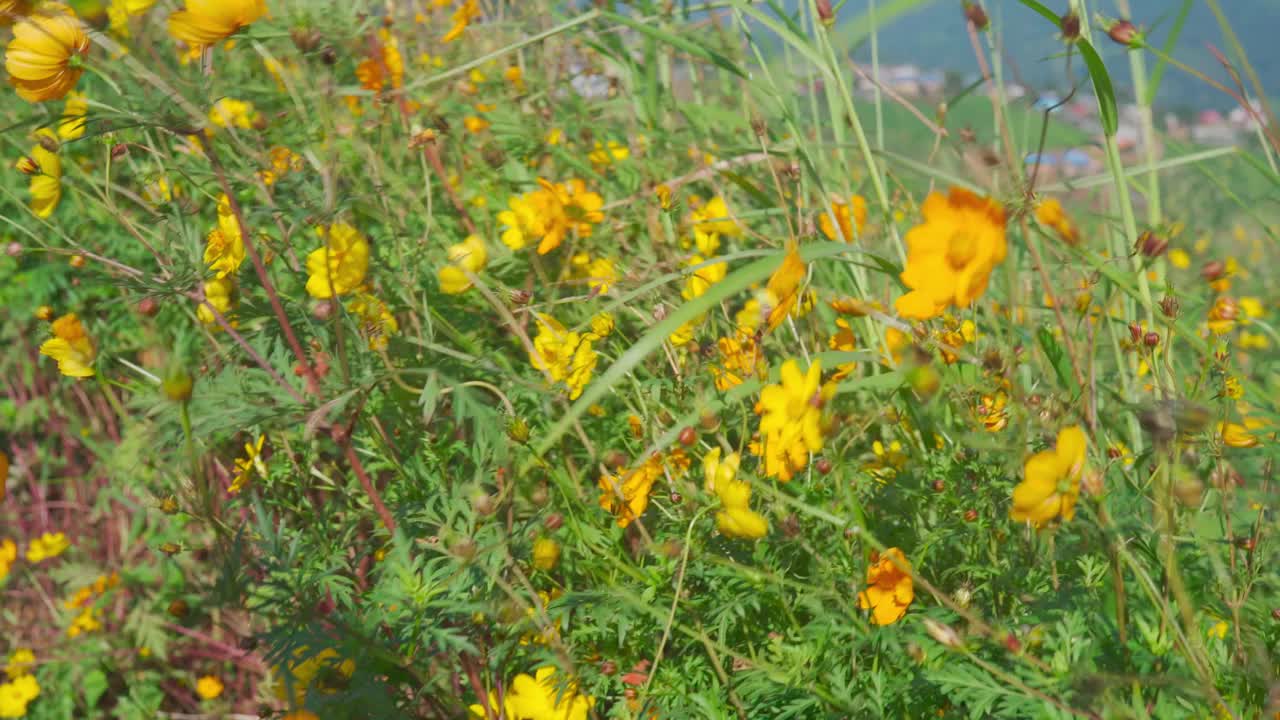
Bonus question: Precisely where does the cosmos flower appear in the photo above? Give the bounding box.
[5,4,90,102]
[168,0,265,48]
[1010,426,1087,527]
[858,548,914,626]
[895,188,1007,320]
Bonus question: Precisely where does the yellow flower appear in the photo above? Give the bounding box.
[0,539,16,584]
[858,547,913,626]
[0,675,39,718]
[497,179,605,254]
[589,140,630,167]
[229,434,264,495]
[204,199,245,278]
[895,188,1007,320]
[4,649,34,680]
[468,667,594,720]
[26,130,63,218]
[1207,620,1229,640]
[690,196,741,255]
[26,531,69,563]
[463,115,490,133]
[208,97,260,131]
[347,293,399,351]
[168,0,265,48]
[828,318,858,380]
[1238,296,1264,320]
[755,359,835,482]
[195,675,224,700]
[504,65,525,91]
[5,4,90,102]
[443,0,479,42]
[57,92,87,140]
[438,234,488,294]
[597,455,664,527]
[587,312,615,340]
[196,276,238,327]
[704,449,767,540]
[274,648,355,707]
[867,439,907,481]
[1010,426,1087,527]
[305,222,370,299]
[710,331,761,391]
[531,538,561,571]
[760,242,806,331]
[1034,197,1079,245]
[819,194,868,242]
[1206,296,1238,335]
[1168,248,1190,269]
[39,313,95,377]
[681,255,727,301]
[977,393,1008,432]
[572,253,617,294]
[528,314,596,399]
[1218,419,1267,449]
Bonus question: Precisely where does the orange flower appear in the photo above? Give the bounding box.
[858,548,913,625]
[761,242,806,331]
[895,188,1007,320]
[1034,197,1079,245]
[819,194,868,243]
[5,4,90,102]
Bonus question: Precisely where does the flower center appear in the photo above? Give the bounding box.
[946,230,978,270]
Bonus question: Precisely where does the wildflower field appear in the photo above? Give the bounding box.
[2,0,1279,717]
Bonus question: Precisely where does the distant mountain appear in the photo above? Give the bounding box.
[775,0,1280,112]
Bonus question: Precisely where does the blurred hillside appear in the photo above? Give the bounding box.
[788,0,1280,113]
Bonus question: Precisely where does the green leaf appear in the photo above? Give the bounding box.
[1012,0,1061,26]
[1036,326,1080,399]
[599,10,746,79]
[83,669,109,709]
[1146,0,1194,105]
[1078,39,1119,136]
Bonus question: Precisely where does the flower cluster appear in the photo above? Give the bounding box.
[499,178,604,255]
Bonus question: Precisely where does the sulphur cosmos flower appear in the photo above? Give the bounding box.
[754,359,835,482]
[858,547,914,625]
[819,194,868,243]
[438,235,488,295]
[168,0,265,48]
[5,4,89,102]
[39,313,95,377]
[305,222,370,299]
[1010,426,1087,527]
[26,129,62,218]
[895,188,1007,320]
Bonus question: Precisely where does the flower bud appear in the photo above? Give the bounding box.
[963,1,989,31]
[111,143,129,160]
[36,133,59,153]
[815,457,833,475]
[678,427,696,446]
[162,366,194,403]
[600,660,618,676]
[1159,296,1179,319]
[16,156,40,176]
[544,513,564,531]
[470,491,496,517]
[5,242,21,257]
[137,297,159,317]
[507,416,530,444]
[450,537,478,562]
[1128,324,1143,343]
[1137,231,1167,258]
[529,483,550,507]
[1143,332,1159,348]
[923,617,963,649]
[964,509,978,522]
[311,300,336,321]
[1201,260,1226,282]
[815,0,834,27]
[69,255,86,269]
[35,305,54,321]
[1059,12,1080,41]
[167,599,189,618]
[1107,20,1140,47]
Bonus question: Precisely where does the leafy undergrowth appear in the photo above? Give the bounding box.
[1,1,1278,719]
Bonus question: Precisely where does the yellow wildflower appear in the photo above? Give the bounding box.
[443,0,479,42]
[528,314,596,399]
[682,255,727,300]
[0,674,39,718]
[755,359,835,482]
[597,454,664,527]
[26,129,62,218]
[196,276,238,328]
[828,318,858,380]
[25,532,69,563]
[531,538,560,571]
[1169,248,1190,269]
[819,194,868,243]
[1034,197,1079,245]
[704,449,768,540]
[710,331,762,391]
[438,234,488,295]
[347,293,399,351]
[760,242,806,331]
[5,4,90,102]
[895,188,1007,320]
[229,434,265,495]
[587,312,615,340]
[274,648,355,707]
[858,547,914,626]
[39,313,95,377]
[1010,426,1087,527]
[57,92,87,140]
[1218,419,1267,449]
[690,196,741,255]
[0,539,15,584]
[588,140,630,166]
[207,97,260,131]
[305,222,370,299]
[4,649,34,681]
[195,675,223,700]
[168,0,265,48]
[468,667,594,720]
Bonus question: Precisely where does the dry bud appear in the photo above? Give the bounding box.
[815,0,834,26]
[1159,296,1179,319]
[1137,231,1168,258]
[137,297,159,317]
[1060,12,1080,41]
[923,617,963,648]
[111,143,129,160]
[1200,260,1226,282]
